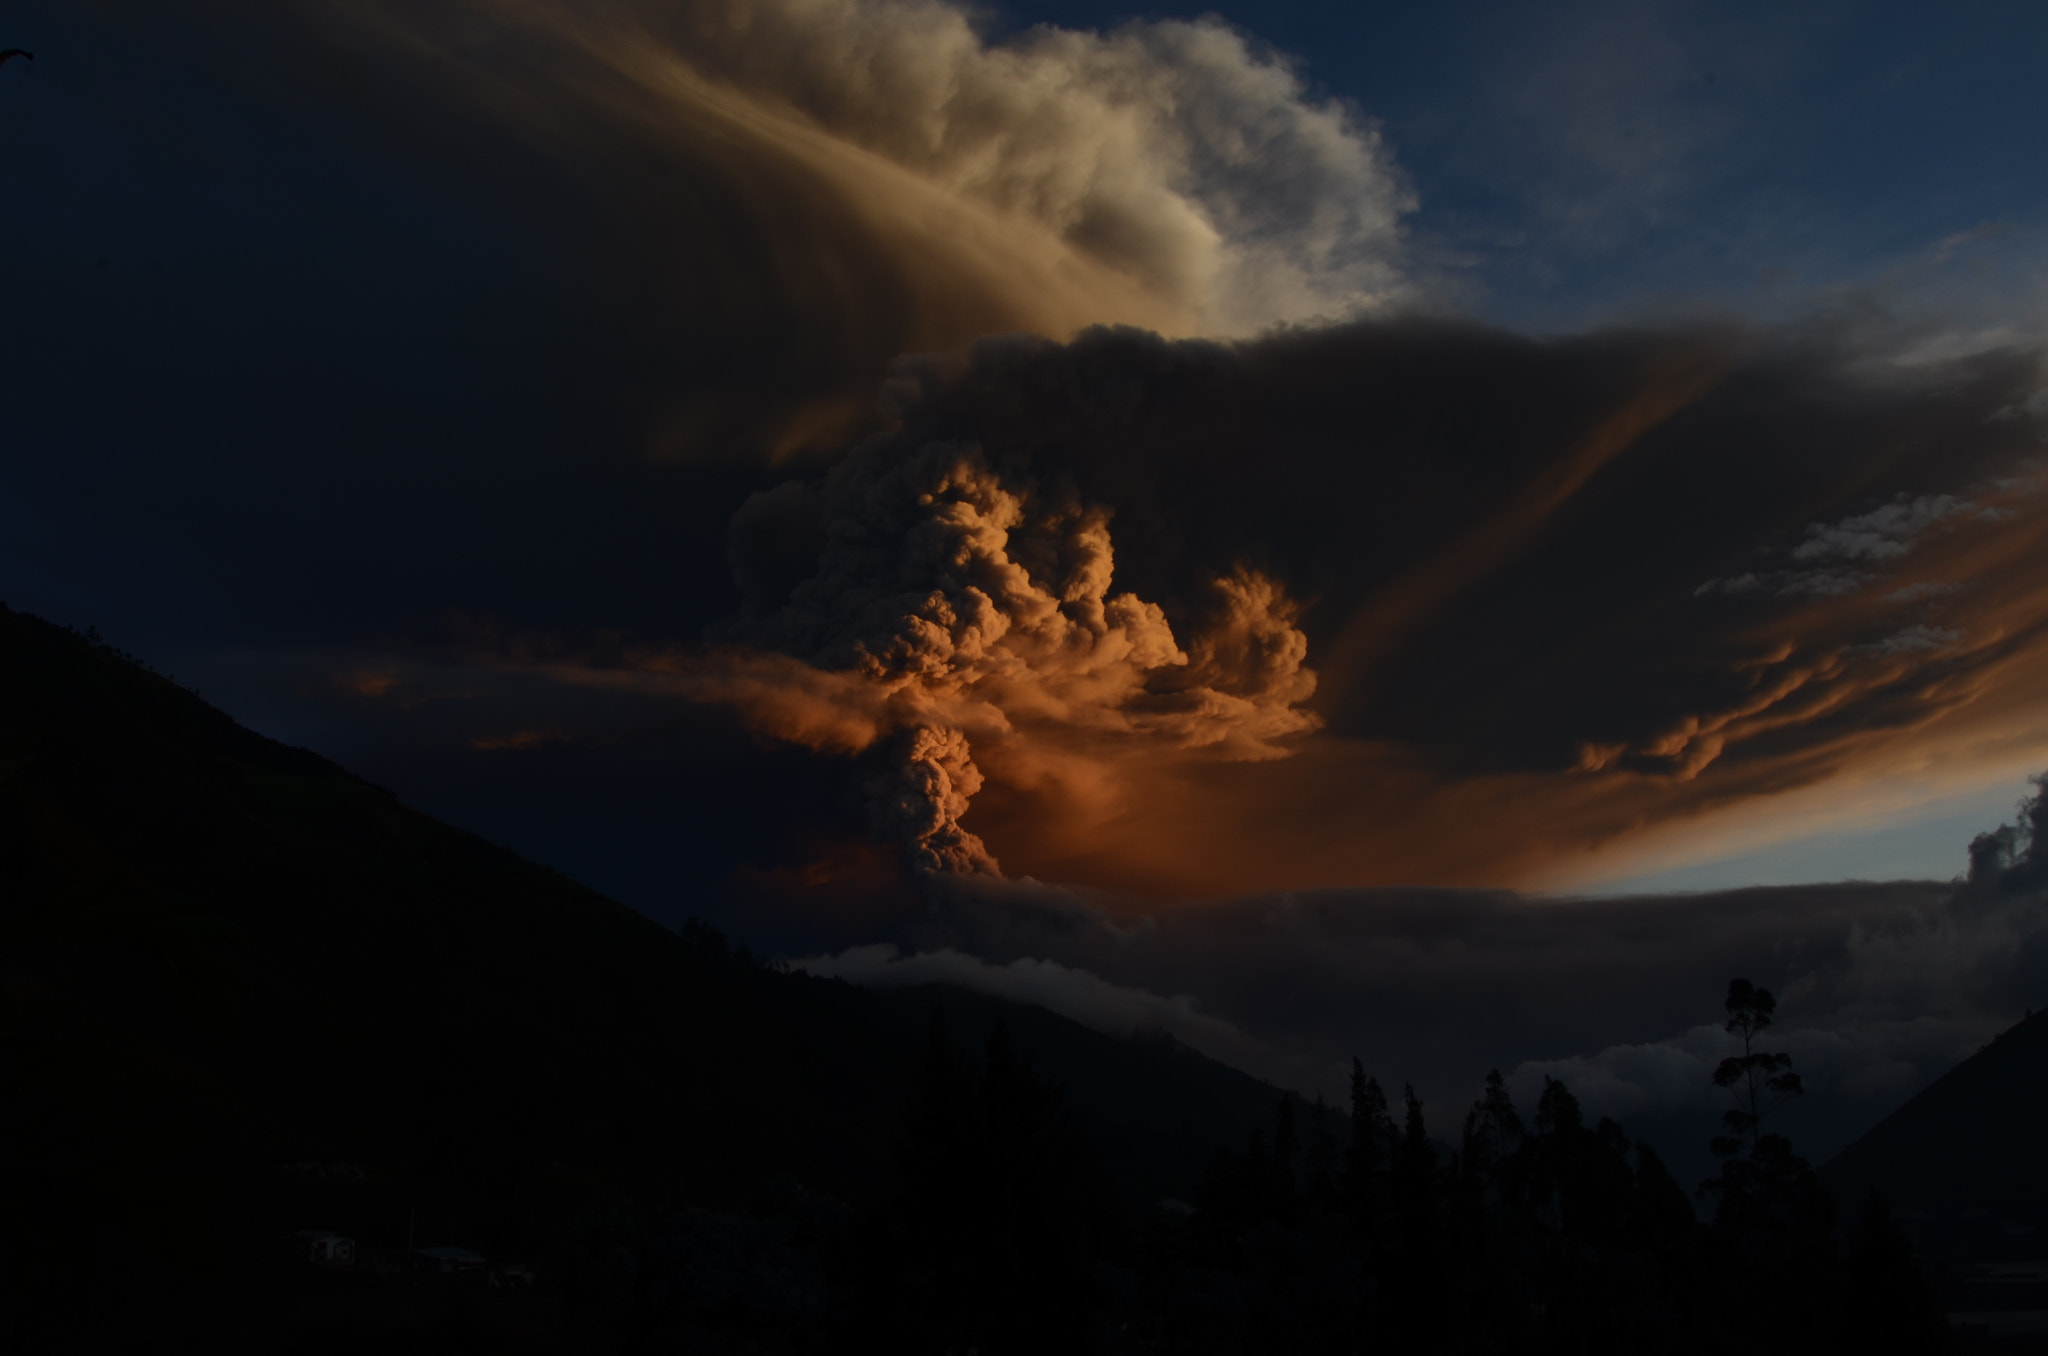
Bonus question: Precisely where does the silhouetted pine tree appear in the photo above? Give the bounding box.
[1346,1062,1395,1256]
[1447,1070,1535,1348]
[1122,976,1964,1354]
[1462,1069,1527,1187]
[1382,1084,1446,1348]
[1527,1082,1652,1350]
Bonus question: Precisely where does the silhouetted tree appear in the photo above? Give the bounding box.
[1394,1084,1437,1240]
[1383,1084,1445,1346]
[1701,1132,1838,1350]
[1711,978,1805,1157]
[1698,980,1838,1356]
[1446,1071,1534,1347]
[1461,1069,1526,1185]
[1140,1037,1973,1355]
[1346,1061,1395,1252]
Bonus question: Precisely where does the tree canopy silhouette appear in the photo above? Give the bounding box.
[1711,977,1806,1158]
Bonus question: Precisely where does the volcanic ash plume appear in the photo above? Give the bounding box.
[868,725,993,876]
[636,0,1416,331]
[719,438,1320,875]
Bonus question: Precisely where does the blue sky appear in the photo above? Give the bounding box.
[1000,0,2048,334]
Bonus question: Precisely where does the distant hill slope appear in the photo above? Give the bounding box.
[869,982,1299,1203]
[1821,1005,2048,1215]
[0,606,1282,1337]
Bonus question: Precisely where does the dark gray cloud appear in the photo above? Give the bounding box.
[133,310,2048,917]
[704,319,2048,893]
[715,435,1317,875]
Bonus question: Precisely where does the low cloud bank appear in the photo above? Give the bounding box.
[784,787,2048,1166]
[789,942,1266,1069]
[1512,781,2048,1140]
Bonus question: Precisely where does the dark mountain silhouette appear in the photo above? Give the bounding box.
[1822,1004,2048,1216]
[3,601,2006,1352]
[1819,805,2048,1286]
[1820,1006,2048,1343]
[0,605,1280,1349]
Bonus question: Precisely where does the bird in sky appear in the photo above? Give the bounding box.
[1,50,34,68]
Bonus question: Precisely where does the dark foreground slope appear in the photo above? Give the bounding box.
[1820,1008,2048,1345]
[0,607,1279,1349]
[1822,1006,2048,1251]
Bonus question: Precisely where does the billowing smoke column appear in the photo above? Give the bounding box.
[724,437,1319,874]
[869,726,991,875]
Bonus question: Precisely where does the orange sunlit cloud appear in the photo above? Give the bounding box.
[386,320,2048,905]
